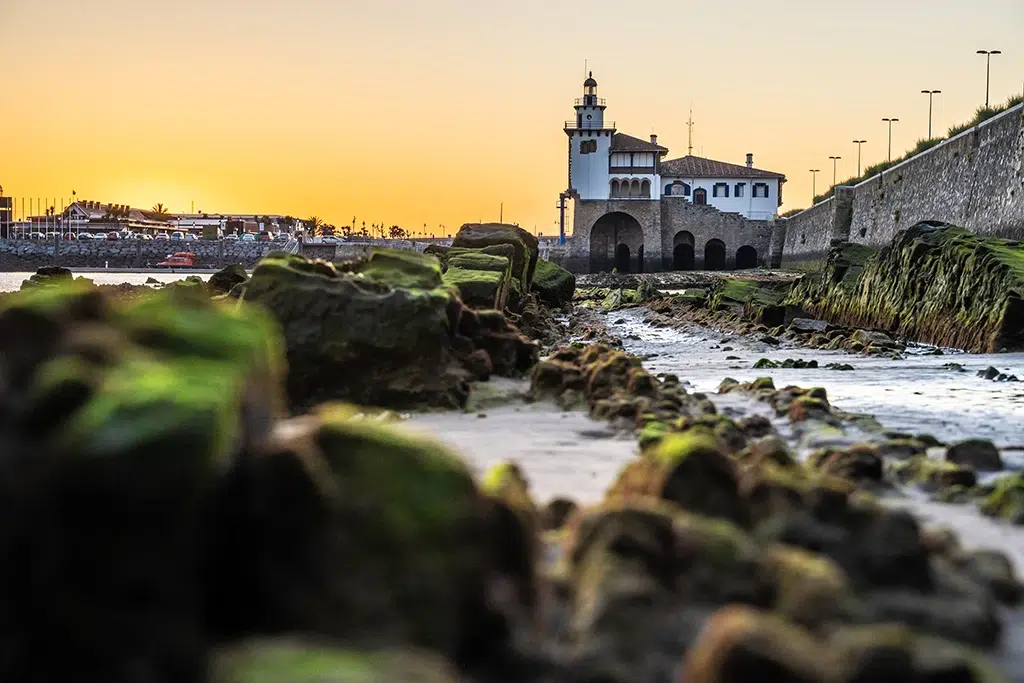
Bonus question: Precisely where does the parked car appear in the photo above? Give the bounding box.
[155,232,170,240]
[273,232,289,241]
[27,232,45,240]
[106,232,121,241]
[258,231,271,242]
[223,233,239,241]
[240,233,256,242]
[171,231,185,240]
[184,233,197,241]
[138,233,154,240]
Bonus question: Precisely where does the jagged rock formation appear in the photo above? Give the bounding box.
[785,222,1024,352]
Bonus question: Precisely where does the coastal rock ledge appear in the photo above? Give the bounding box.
[784,221,1024,353]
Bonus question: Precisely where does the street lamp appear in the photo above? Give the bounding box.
[882,118,900,161]
[829,156,842,188]
[809,169,821,201]
[852,140,867,176]
[921,90,941,139]
[977,50,1001,108]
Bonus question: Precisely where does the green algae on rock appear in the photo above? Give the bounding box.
[785,222,1024,352]
[442,253,512,310]
[211,640,460,683]
[208,263,250,296]
[0,283,287,683]
[344,247,444,290]
[451,223,539,291]
[531,258,576,308]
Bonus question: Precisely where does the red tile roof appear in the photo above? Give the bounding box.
[660,155,785,180]
[611,133,669,153]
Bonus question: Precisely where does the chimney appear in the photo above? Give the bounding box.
[746,153,754,168]
[650,133,659,145]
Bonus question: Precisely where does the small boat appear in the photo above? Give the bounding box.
[157,252,197,268]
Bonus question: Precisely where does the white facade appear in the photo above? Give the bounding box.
[564,75,785,220]
[661,176,781,221]
[568,129,614,201]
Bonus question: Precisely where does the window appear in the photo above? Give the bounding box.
[753,183,770,198]
[734,183,745,198]
[580,140,597,154]
[713,183,729,198]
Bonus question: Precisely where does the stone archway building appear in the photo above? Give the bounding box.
[561,73,784,274]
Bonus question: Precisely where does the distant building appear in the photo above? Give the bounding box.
[60,201,175,234]
[564,74,786,273]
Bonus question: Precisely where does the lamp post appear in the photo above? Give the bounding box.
[809,169,821,202]
[977,50,1001,108]
[921,90,941,139]
[852,140,867,176]
[829,156,842,188]
[882,118,899,161]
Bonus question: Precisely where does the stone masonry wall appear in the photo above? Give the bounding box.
[0,238,278,271]
[781,103,1024,266]
[658,199,774,270]
[568,200,663,274]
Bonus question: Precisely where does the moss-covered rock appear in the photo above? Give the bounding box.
[531,257,576,307]
[211,641,460,683]
[680,606,834,683]
[709,279,789,327]
[442,252,512,311]
[206,407,534,662]
[346,248,444,290]
[979,473,1024,524]
[451,223,539,291]
[208,263,249,295]
[946,439,1004,472]
[243,252,472,410]
[0,283,286,682]
[20,264,74,290]
[608,432,749,527]
[784,222,1024,352]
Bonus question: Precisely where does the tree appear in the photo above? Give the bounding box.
[152,203,169,215]
[389,225,407,239]
[306,216,324,236]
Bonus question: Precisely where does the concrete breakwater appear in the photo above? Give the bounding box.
[0,237,279,270]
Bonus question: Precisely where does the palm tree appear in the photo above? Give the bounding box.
[152,203,169,215]
[306,216,324,236]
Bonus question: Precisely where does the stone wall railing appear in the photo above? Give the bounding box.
[780,103,1024,265]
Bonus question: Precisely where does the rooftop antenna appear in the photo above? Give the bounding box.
[584,59,587,78]
[687,104,695,156]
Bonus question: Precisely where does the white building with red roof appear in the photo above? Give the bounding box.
[563,74,787,273]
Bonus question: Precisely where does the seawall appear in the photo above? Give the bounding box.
[781,103,1024,265]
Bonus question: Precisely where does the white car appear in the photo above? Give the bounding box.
[155,232,170,240]
[223,233,239,241]
[171,231,185,240]
[240,233,256,242]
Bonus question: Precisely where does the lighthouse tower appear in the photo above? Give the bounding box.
[565,73,615,200]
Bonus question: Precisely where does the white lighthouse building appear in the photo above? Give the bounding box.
[563,73,787,273]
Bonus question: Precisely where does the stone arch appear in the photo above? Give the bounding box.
[589,211,645,273]
[704,239,726,271]
[672,230,695,271]
[735,245,758,270]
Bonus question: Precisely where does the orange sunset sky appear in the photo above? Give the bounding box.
[3,0,1022,236]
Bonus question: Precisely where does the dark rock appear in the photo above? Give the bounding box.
[789,318,829,334]
[945,439,1003,472]
[531,258,576,308]
[451,223,539,291]
[208,263,249,295]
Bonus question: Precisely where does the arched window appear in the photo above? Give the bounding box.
[641,179,651,199]
[610,179,620,198]
[630,179,641,199]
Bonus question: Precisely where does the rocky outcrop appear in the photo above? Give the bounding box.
[207,263,249,296]
[531,258,576,308]
[451,223,539,292]
[243,251,537,411]
[784,222,1024,352]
